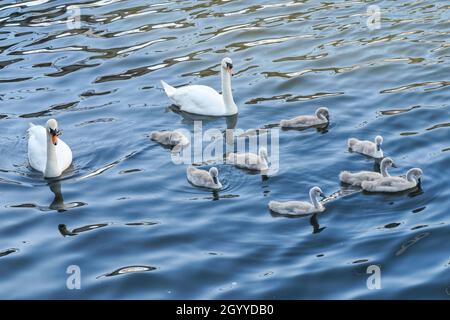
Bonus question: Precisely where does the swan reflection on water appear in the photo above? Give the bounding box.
[269,210,326,234]
[9,179,86,213]
[47,179,86,212]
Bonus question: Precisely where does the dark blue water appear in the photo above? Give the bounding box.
[0,0,449,299]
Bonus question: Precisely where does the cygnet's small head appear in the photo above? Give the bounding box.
[375,135,383,151]
[150,132,159,140]
[221,57,234,76]
[316,107,330,121]
[310,186,326,199]
[408,168,423,184]
[46,119,61,146]
[209,167,220,185]
[381,157,396,168]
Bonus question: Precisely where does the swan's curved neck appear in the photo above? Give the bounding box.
[221,68,237,115]
[380,161,390,177]
[310,191,322,210]
[45,131,60,178]
[406,171,418,183]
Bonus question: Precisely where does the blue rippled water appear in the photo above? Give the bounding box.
[0,0,449,299]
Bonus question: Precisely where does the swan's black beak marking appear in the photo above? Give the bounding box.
[213,176,219,185]
[49,128,61,146]
[226,62,234,76]
[392,162,398,168]
[377,144,381,151]
[49,128,62,136]
[320,192,326,199]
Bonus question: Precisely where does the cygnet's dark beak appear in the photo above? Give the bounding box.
[213,176,219,185]
[377,144,381,151]
[391,162,398,168]
[320,192,326,199]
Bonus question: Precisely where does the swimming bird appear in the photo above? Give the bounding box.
[280,107,329,128]
[161,57,238,116]
[268,186,326,215]
[186,166,222,190]
[348,135,383,158]
[361,168,423,193]
[227,148,269,172]
[27,119,73,178]
[339,157,395,187]
[150,130,189,147]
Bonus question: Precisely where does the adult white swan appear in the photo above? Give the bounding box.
[361,168,423,193]
[27,119,73,178]
[268,186,326,215]
[161,57,238,116]
[339,157,395,187]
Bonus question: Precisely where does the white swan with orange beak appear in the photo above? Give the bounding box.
[161,57,238,116]
[27,119,73,178]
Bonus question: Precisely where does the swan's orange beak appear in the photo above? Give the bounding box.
[227,67,234,76]
[52,134,58,146]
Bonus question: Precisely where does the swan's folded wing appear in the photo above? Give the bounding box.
[286,115,318,127]
[187,167,214,187]
[362,176,407,192]
[57,138,73,172]
[362,142,377,155]
[238,153,259,166]
[378,177,405,186]
[173,85,225,116]
[27,125,47,173]
[269,200,312,215]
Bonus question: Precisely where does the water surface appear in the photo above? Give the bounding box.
[0,0,449,299]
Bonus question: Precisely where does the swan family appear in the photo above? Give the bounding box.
[26,57,423,217]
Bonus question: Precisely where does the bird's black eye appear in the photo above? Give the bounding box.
[226,62,233,69]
